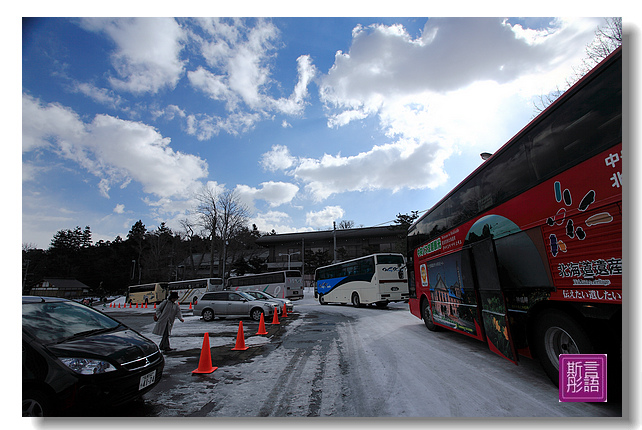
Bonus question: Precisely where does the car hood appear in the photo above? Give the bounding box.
[46,327,158,365]
[258,299,280,306]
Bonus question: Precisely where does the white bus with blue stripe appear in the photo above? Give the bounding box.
[315,253,409,308]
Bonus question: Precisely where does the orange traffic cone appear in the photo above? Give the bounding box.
[189,302,192,310]
[154,303,157,309]
[118,303,121,308]
[282,303,288,318]
[145,303,148,309]
[232,321,249,351]
[271,308,280,325]
[129,303,132,308]
[192,333,218,374]
[136,303,139,308]
[257,312,268,335]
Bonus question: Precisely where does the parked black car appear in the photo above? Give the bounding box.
[22,296,164,416]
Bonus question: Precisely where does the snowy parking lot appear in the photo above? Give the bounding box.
[95,292,623,418]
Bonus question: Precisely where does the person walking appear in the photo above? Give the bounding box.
[153,291,184,352]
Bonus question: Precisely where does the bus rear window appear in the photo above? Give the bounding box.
[376,255,404,265]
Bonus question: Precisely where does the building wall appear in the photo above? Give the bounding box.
[257,226,407,282]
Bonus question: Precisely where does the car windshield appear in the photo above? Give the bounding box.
[23,300,120,344]
[237,292,257,301]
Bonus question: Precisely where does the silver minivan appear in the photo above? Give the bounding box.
[194,291,280,322]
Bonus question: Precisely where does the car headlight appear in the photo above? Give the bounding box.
[60,358,117,374]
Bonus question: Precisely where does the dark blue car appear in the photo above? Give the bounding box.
[22,296,164,416]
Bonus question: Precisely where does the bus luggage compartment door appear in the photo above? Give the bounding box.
[469,237,518,364]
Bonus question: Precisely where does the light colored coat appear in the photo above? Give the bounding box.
[152,299,183,336]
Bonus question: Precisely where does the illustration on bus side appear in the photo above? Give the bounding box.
[423,253,479,337]
[544,149,622,300]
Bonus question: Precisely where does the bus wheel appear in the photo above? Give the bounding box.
[351,293,362,308]
[319,294,327,305]
[202,309,215,322]
[534,310,594,385]
[421,299,440,332]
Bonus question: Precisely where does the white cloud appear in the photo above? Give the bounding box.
[22,95,84,152]
[187,66,236,107]
[320,18,600,119]
[184,111,262,140]
[260,145,296,172]
[306,206,345,228]
[188,18,279,110]
[80,18,186,94]
[249,210,313,235]
[114,204,125,214]
[293,139,450,201]
[185,19,316,135]
[71,82,125,109]
[299,18,603,200]
[22,94,208,199]
[151,104,186,121]
[271,55,317,115]
[236,181,299,209]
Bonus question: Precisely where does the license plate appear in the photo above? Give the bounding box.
[139,370,156,390]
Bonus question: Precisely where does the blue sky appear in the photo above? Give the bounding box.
[22,16,613,249]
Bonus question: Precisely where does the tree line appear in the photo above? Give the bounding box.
[22,187,268,296]
[21,220,269,297]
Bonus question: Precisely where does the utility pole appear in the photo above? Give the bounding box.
[279,251,300,270]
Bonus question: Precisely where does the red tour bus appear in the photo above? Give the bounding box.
[407,47,622,386]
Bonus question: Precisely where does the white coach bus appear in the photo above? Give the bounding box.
[168,278,224,304]
[227,270,304,300]
[315,253,409,308]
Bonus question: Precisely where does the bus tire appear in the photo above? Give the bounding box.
[351,293,362,308]
[421,299,440,332]
[319,294,327,305]
[202,309,215,322]
[533,310,594,385]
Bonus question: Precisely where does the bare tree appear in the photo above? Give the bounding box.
[216,189,250,278]
[195,184,220,278]
[533,18,622,114]
[337,220,355,229]
[584,17,622,67]
[194,185,250,278]
[179,218,205,279]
